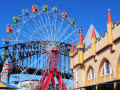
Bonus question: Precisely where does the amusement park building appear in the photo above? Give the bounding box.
[69,9,120,90]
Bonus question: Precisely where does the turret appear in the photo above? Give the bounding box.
[76,31,85,88]
[91,27,96,56]
[91,27,97,61]
[107,9,113,47]
[71,42,74,52]
[69,42,74,71]
[76,31,84,64]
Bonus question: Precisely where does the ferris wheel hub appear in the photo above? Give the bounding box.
[50,47,59,52]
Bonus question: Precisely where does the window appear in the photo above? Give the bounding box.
[88,68,95,80]
[76,69,78,83]
[106,60,110,74]
[101,60,112,76]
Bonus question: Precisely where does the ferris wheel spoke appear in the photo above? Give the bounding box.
[58,18,64,33]
[61,29,78,42]
[58,59,74,86]
[44,14,51,40]
[17,65,34,80]
[30,16,49,39]
[24,23,46,41]
[51,14,58,41]
[45,13,54,41]
[36,15,50,39]
[7,28,20,39]
[38,15,51,40]
[57,24,71,41]
[20,54,47,74]
[19,32,48,45]
[15,57,35,80]
[28,18,48,41]
[65,29,78,43]
[20,32,34,41]
[46,13,53,41]
[19,31,40,41]
[13,32,19,44]
[37,15,49,35]
[13,22,27,44]
[36,54,52,86]
[7,27,20,44]
[55,18,64,41]
[31,65,41,77]
[64,74,74,87]
[33,56,49,77]
[67,39,77,44]
[31,54,52,79]
[37,19,49,40]
[54,15,57,41]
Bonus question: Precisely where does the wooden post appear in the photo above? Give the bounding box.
[96,85,98,90]
[114,82,117,90]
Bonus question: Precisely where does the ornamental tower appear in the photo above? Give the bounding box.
[107,9,113,50]
[69,42,74,71]
[76,31,84,65]
[91,27,96,61]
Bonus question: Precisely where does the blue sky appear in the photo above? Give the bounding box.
[0,0,120,38]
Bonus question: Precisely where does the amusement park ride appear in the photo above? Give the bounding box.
[0,4,81,90]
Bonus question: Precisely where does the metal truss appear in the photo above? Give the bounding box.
[0,41,72,79]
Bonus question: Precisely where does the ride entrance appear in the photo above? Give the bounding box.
[0,4,80,90]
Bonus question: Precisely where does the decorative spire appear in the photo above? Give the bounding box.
[71,42,74,52]
[78,31,83,44]
[92,27,96,38]
[107,9,113,23]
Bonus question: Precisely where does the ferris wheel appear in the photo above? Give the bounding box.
[2,4,80,90]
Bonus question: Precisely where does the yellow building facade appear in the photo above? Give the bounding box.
[69,9,120,90]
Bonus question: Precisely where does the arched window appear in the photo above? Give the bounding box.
[76,69,78,83]
[101,60,112,76]
[88,68,95,80]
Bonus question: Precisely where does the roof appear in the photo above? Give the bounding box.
[71,42,74,52]
[83,24,100,48]
[0,81,18,89]
[78,32,83,44]
[92,27,96,38]
[107,9,113,23]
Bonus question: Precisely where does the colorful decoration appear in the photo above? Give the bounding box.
[5,63,12,72]
[2,50,9,59]
[13,15,20,23]
[22,9,29,16]
[32,5,38,13]
[2,37,10,45]
[70,18,75,25]
[42,5,48,12]
[62,11,67,18]
[6,24,13,33]
[52,7,58,13]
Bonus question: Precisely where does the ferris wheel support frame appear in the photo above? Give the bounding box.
[35,48,68,90]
